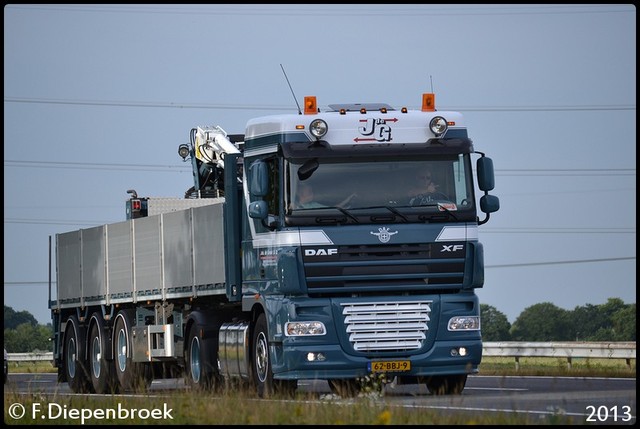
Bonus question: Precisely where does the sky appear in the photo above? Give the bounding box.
[4,4,636,325]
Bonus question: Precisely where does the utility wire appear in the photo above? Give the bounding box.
[5,255,636,286]
[4,97,635,112]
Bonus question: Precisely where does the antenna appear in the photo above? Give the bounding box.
[280,64,302,115]
[430,75,434,93]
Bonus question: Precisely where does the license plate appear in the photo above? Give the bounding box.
[368,360,411,373]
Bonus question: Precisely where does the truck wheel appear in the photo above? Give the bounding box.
[251,313,275,398]
[185,323,216,390]
[88,314,118,393]
[63,316,92,393]
[113,310,152,392]
[424,374,467,395]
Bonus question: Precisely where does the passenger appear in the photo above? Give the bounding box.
[296,182,325,209]
[296,182,357,209]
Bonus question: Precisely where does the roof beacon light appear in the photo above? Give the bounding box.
[304,96,318,115]
[422,93,436,112]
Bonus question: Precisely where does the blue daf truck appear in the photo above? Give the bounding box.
[50,92,499,397]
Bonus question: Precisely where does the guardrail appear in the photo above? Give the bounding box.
[7,342,636,369]
[482,341,636,370]
[7,352,53,362]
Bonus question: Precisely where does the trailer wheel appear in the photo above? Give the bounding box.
[113,310,152,392]
[88,314,118,393]
[185,323,216,390]
[424,374,467,395]
[63,316,92,393]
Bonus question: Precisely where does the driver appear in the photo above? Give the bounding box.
[408,168,448,205]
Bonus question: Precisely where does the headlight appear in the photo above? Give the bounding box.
[309,119,328,138]
[285,321,327,336]
[429,116,448,136]
[448,316,480,331]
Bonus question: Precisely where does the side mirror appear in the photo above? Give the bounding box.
[477,157,495,192]
[250,161,269,197]
[248,200,268,220]
[480,194,500,214]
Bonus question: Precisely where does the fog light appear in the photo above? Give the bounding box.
[450,347,468,357]
[306,352,326,362]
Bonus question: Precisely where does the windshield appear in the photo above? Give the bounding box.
[285,155,476,224]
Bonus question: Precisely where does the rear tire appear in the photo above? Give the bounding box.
[113,310,152,392]
[88,314,119,393]
[185,323,219,390]
[63,316,92,393]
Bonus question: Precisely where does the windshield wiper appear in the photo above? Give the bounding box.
[381,206,409,222]
[326,206,360,223]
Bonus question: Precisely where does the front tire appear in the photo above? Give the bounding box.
[251,313,274,398]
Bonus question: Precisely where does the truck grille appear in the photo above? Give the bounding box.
[341,301,431,352]
[303,243,465,293]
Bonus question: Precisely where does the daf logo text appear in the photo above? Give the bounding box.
[305,248,338,256]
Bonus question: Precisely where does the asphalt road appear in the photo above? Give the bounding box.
[5,373,636,425]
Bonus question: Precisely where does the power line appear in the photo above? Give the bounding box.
[6,4,634,17]
[487,256,635,269]
[3,97,635,113]
[3,159,191,172]
[5,255,636,286]
[4,160,635,176]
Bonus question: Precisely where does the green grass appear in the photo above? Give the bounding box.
[5,357,634,425]
[4,386,582,425]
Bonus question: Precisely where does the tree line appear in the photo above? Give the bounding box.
[481,297,636,341]
[4,298,636,353]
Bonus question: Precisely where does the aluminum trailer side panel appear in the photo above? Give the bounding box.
[55,201,227,308]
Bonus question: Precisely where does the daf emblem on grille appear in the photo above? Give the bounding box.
[370,227,398,243]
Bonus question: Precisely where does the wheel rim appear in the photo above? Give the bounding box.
[116,328,127,373]
[190,336,201,383]
[255,332,268,383]
[91,335,102,378]
[66,337,76,379]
